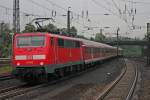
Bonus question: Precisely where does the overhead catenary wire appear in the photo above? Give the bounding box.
[25,0,68,26]
[102,0,118,16]
[45,0,67,11]
[26,0,89,28]
[112,0,130,27]
[0,0,134,33]
[42,0,90,27]
[127,1,150,5]
[0,4,45,17]
[28,0,52,12]
[45,0,90,21]
[111,0,122,15]
[0,3,59,30]
[91,0,132,30]
[91,0,118,16]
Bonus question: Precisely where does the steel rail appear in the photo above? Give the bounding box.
[95,60,127,100]
[0,86,39,100]
[96,60,138,100]
[0,62,105,100]
[126,63,138,100]
[0,85,25,94]
[0,75,12,81]
[0,58,121,99]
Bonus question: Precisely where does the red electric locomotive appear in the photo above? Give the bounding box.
[12,32,121,82]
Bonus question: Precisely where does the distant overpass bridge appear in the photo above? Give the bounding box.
[102,40,149,46]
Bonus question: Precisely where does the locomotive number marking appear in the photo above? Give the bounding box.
[27,55,33,60]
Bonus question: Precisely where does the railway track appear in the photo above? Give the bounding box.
[96,59,138,100]
[0,84,41,100]
[0,58,11,67]
[0,58,12,81]
[0,75,12,81]
[0,84,25,95]
[0,76,78,100]
[0,61,103,100]
[0,58,125,100]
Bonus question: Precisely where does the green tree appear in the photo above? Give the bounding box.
[59,26,77,36]
[95,33,105,42]
[90,37,95,41]
[59,28,67,35]
[44,23,57,32]
[143,34,147,40]
[1,23,12,43]
[0,23,12,58]
[70,26,77,36]
[77,35,89,40]
[22,23,78,37]
[22,24,36,33]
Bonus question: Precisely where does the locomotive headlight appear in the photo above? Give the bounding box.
[40,62,44,66]
[17,62,20,66]
[15,55,26,60]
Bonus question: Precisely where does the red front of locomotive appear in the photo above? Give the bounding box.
[12,32,53,81]
[13,33,52,66]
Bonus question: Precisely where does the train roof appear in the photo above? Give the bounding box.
[49,33,116,49]
[15,32,116,49]
[79,39,116,49]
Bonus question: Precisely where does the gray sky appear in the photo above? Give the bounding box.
[0,0,150,39]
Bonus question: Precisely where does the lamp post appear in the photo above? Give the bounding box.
[67,7,71,36]
[117,27,120,56]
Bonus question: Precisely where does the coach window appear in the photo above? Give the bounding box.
[97,48,99,53]
[64,40,76,48]
[86,47,89,54]
[86,47,88,54]
[58,38,64,47]
[89,48,91,54]
[71,40,75,48]
[65,40,72,48]
[64,40,68,47]
[69,40,73,48]
[75,41,80,48]
[103,48,105,53]
[94,48,96,53]
[97,48,98,53]
[101,48,103,53]
[71,41,75,48]
[106,48,108,53]
[86,48,89,54]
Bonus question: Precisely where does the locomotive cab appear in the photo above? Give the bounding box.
[12,33,50,81]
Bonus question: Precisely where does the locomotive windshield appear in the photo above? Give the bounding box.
[17,35,45,47]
